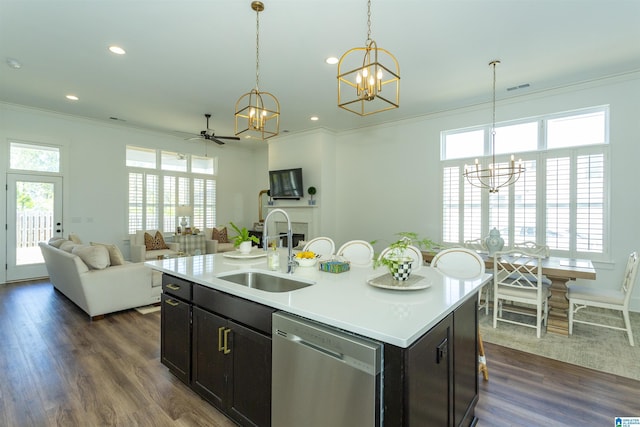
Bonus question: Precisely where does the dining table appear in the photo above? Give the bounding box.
[422,251,597,336]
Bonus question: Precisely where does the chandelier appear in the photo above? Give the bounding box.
[463,60,524,193]
[235,1,280,140]
[337,0,399,116]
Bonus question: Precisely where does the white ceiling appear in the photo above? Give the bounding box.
[2,0,640,145]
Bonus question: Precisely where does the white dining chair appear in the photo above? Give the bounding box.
[513,241,550,258]
[377,245,424,273]
[493,249,551,338]
[431,247,485,279]
[568,251,638,346]
[336,240,375,266]
[464,238,487,253]
[464,239,491,314]
[302,237,335,257]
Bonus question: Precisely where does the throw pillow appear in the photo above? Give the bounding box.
[91,242,126,266]
[72,245,110,270]
[68,233,82,244]
[48,237,67,248]
[144,231,169,250]
[212,227,229,243]
[60,240,81,253]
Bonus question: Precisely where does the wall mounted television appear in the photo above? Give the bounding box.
[269,168,303,199]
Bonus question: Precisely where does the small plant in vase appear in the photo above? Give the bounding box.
[267,190,274,205]
[229,222,260,254]
[372,232,435,281]
[307,186,317,205]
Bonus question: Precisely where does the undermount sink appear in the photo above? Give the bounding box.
[216,271,314,293]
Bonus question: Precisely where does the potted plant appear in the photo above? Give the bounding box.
[307,186,317,205]
[229,222,260,254]
[372,232,435,281]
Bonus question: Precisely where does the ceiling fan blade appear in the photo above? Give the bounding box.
[215,135,241,140]
[211,137,226,145]
[185,135,203,141]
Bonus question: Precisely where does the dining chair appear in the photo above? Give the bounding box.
[377,244,424,273]
[568,251,638,346]
[431,247,489,382]
[464,239,491,315]
[336,240,375,266]
[464,238,487,253]
[302,237,335,257]
[493,249,551,338]
[431,247,485,279]
[513,241,550,258]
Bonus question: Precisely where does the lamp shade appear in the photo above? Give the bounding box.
[176,205,192,217]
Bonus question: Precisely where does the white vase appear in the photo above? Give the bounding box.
[239,241,252,254]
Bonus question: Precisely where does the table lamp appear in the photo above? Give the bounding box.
[176,205,192,231]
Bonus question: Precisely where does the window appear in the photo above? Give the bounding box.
[10,142,60,173]
[126,146,217,234]
[441,107,608,259]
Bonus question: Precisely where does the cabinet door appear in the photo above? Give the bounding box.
[407,313,453,426]
[161,293,191,384]
[227,320,272,427]
[453,295,478,426]
[192,306,228,409]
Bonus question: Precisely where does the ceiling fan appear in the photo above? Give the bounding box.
[187,114,240,145]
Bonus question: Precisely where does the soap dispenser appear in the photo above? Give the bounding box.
[268,243,279,271]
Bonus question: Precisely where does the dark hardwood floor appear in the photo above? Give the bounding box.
[1,280,638,426]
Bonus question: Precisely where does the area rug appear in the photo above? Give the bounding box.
[135,305,161,315]
[479,308,640,381]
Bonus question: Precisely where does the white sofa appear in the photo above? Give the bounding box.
[39,241,162,320]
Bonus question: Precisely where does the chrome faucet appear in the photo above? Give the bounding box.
[263,208,297,274]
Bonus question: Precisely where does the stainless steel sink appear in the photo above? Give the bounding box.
[217,271,314,292]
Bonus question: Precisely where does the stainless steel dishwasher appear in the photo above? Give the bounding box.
[272,312,383,427]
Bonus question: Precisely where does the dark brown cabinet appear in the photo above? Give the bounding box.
[383,295,478,426]
[160,275,192,384]
[161,278,275,427]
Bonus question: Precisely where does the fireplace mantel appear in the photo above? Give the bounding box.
[265,205,319,240]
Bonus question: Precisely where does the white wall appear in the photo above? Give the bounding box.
[268,72,640,310]
[0,103,265,264]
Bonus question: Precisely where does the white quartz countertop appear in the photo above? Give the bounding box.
[146,250,491,348]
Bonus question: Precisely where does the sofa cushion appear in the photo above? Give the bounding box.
[68,233,82,244]
[49,237,67,248]
[90,242,125,266]
[72,245,111,270]
[60,240,82,253]
[212,226,229,243]
[144,231,169,250]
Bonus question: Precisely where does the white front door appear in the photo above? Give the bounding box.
[6,174,63,282]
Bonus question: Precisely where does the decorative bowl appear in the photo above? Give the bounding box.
[296,257,318,267]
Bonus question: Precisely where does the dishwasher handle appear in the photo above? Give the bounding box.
[277,329,344,360]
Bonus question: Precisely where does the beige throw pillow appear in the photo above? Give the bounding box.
[72,245,110,270]
[49,237,67,248]
[90,242,126,266]
[60,240,81,253]
[144,231,169,250]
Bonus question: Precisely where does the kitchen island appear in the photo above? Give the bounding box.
[147,251,490,426]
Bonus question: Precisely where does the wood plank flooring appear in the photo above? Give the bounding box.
[1,280,638,426]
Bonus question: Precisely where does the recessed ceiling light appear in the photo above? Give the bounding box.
[65,95,79,101]
[6,58,22,69]
[310,116,319,121]
[108,45,126,55]
[325,57,339,65]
